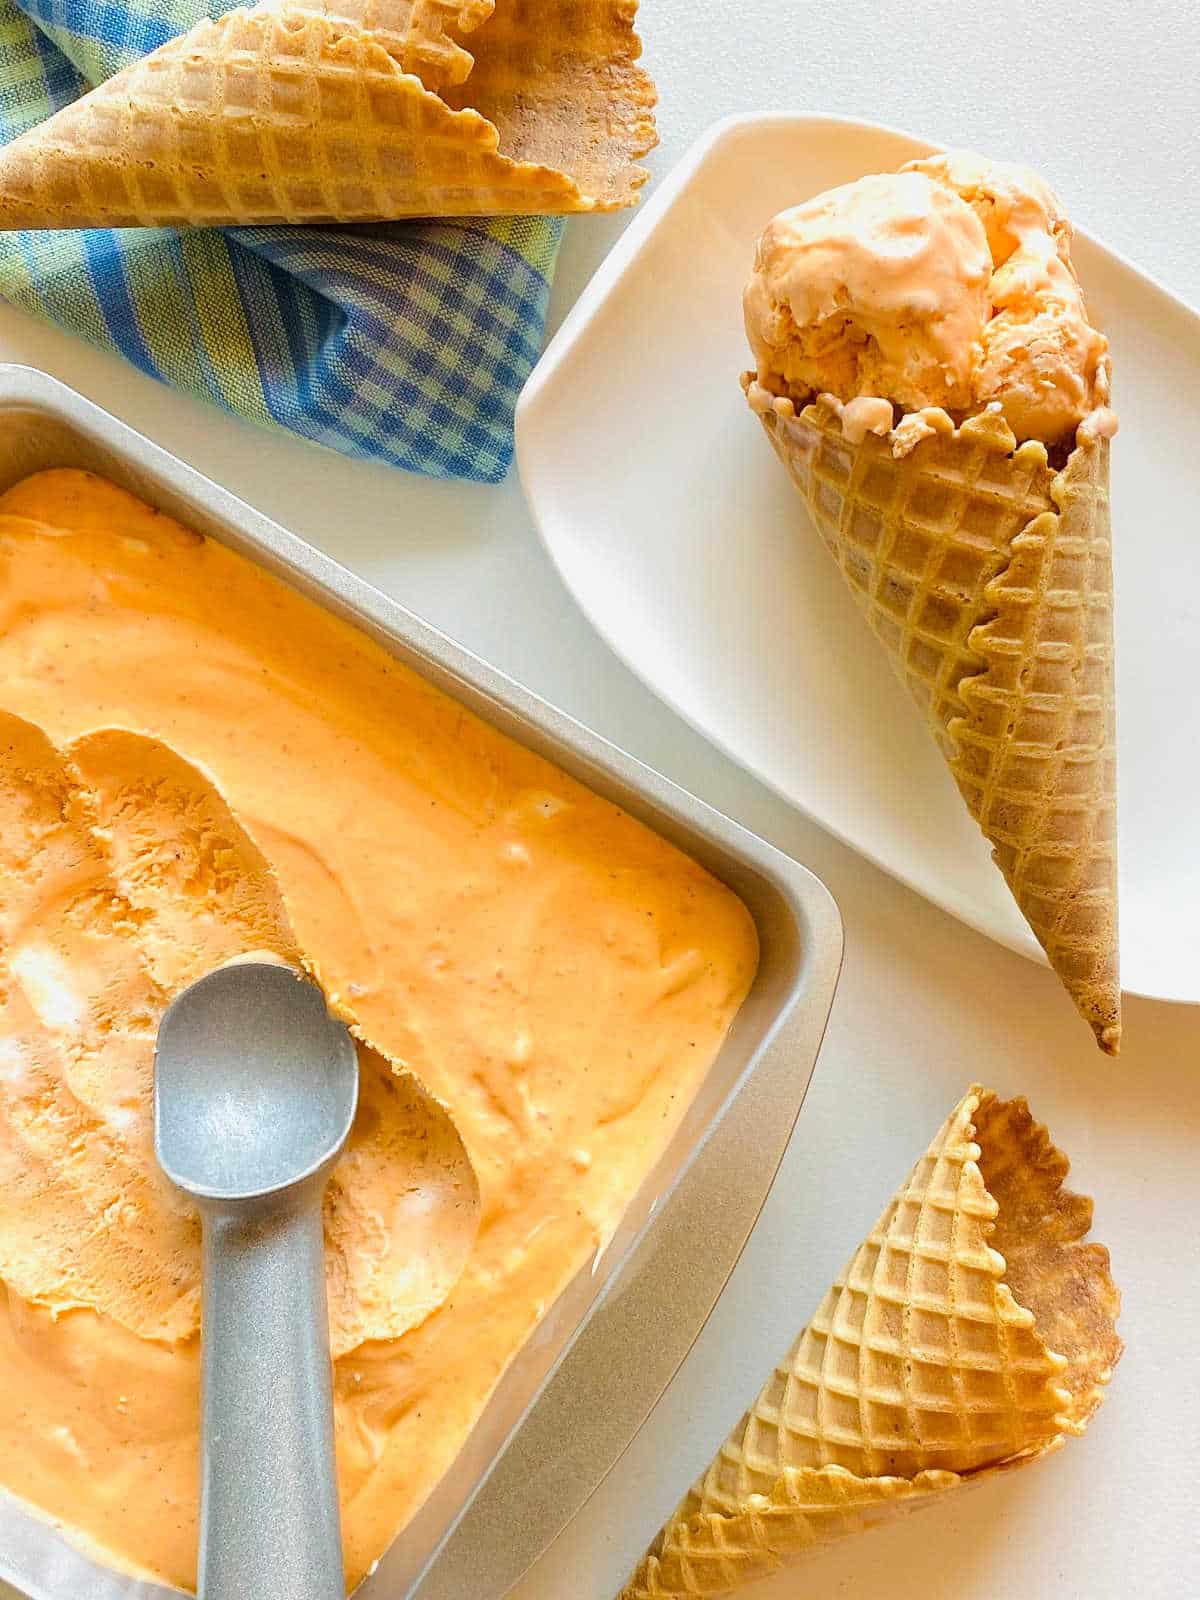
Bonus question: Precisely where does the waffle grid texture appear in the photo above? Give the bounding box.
[745,379,1119,1052]
[0,0,657,226]
[253,1,494,90]
[619,1086,1122,1600]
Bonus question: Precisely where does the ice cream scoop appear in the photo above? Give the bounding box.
[906,151,1108,441]
[744,169,992,414]
[745,150,1108,444]
[155,960,358,1600]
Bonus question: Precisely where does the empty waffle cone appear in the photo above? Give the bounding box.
[0,0,657,228]
[620,1085,1122,1599]
[744,372,1120,1053]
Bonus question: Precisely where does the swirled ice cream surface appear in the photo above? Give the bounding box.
[0,469,758,1590]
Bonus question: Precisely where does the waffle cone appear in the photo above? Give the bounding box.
[744,375,1120,1053]
[253,2,497,91]
[0,0,656,228]
[620,1086,1122,1598]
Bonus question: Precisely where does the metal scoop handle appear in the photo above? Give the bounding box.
[199,1181,345,1600]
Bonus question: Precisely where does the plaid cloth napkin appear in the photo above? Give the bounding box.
[0,0,564,480]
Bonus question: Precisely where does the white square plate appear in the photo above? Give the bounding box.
[517,112,1200,1005]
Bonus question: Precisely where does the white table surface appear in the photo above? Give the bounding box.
[1,4,1197,1598]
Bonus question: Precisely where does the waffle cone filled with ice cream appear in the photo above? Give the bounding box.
[620,1085,1122,1598]
[742,152,1121,1052]
[0,0,657,228]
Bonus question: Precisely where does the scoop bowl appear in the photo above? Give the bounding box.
[154,958,358,1600]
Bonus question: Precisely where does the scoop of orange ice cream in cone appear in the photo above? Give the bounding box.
[746,151,1108,447]
[619,1085,1122,1599]
[743,169,994,417]
[743,152,1121,1052]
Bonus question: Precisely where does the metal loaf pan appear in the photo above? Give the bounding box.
[0,365,843,1600]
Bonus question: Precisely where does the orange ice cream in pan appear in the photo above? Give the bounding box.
[0,468,759,1591]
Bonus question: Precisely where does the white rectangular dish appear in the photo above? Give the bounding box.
[0,366,842,1600]
[517,112,1200,1005]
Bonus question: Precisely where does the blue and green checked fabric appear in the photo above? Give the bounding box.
[0,0,564,480]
